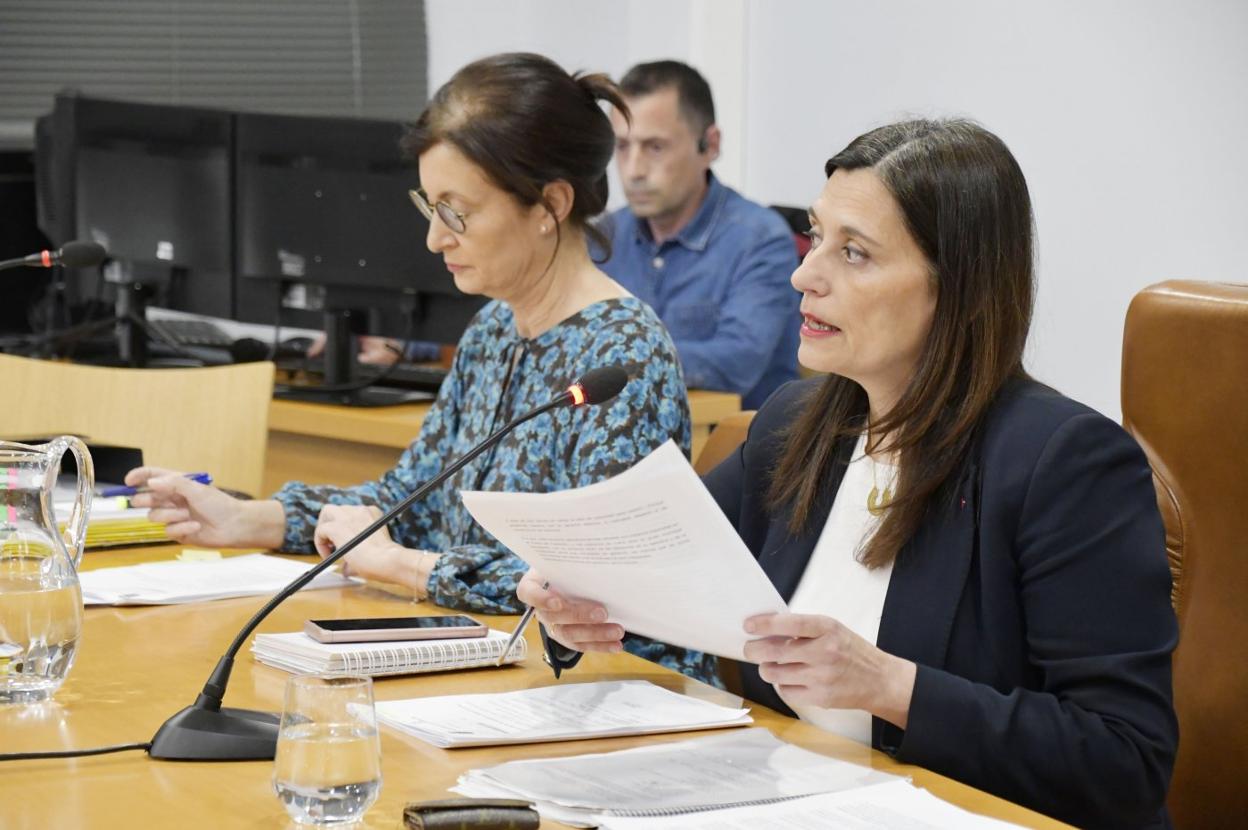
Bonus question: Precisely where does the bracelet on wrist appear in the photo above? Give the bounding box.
[415,551,440,600]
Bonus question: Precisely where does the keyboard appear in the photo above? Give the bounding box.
[148,318,234,349]
[381,363,450,393]
[277,357,449,394]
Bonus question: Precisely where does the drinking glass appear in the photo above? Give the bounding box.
[273,675,382,825]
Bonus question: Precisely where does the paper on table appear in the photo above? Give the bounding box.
[597,780,1029,829]
[55,491,169,548]
[79,553,353,605]
[460,441,785,659]
[454,727,902,827]
[376,679,752,748]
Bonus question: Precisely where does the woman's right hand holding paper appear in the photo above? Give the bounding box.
[517,569,625,653]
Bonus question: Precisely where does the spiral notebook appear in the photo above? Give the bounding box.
[251,629,526,677]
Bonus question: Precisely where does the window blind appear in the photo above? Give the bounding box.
[0,0,427,148]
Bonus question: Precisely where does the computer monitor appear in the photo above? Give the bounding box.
[233,110,485,402]
[36,93,235,324]
[32,96,483,387]
[0,150,53,336]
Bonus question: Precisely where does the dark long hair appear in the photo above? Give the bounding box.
[768,119,1035,568]
[401,52,627,259]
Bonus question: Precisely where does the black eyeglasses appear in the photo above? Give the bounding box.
[409,189,467,234]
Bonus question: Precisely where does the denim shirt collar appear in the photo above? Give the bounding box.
[632,172,727,253]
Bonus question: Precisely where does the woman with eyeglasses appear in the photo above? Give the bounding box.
[124,53,715,684]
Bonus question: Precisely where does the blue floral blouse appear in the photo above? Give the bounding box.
[273,297,719,686]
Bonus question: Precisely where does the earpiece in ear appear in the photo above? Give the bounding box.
[696,135,709,154]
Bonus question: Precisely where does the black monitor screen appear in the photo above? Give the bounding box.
[234,111,483,342]
[54,95,234,320]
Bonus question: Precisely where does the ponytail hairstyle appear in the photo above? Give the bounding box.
[768,119,1036,568]
[402,52,629,260]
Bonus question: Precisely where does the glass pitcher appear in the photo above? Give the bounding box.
[0,437,93,704]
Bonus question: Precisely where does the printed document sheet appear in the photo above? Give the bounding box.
[79,553,352,605]
[454,727,901,827]
[376,679,751,747]
[461,441,786,659]
[598,780,1028,829]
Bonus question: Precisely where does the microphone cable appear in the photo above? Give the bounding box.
[265,278,284,363]
[62,263,110,362]
[0,741,152,762]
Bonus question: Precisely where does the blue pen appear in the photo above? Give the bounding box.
[100,472,213,498]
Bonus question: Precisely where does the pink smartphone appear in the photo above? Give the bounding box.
[303,614,488,644]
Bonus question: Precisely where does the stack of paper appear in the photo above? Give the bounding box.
[598,780,1029,829]
[79,553,352,605]
[56,496,169,548]
[253,629,526,678]
[454,728,902,827]
[376,680,752,748]
[461,441,787,661]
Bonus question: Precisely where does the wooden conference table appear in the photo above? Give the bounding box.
[263,390,744,496]
[0,545,1072,829]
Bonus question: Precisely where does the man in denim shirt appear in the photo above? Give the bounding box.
[602,61,799,409]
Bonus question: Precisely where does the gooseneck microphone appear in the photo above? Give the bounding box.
[0,240,108,271]
[147,365,630,760]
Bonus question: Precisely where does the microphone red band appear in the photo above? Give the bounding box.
[1,241,107,272]
[567,384,587,406]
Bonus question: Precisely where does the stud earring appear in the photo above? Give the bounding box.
[540,224,549,234]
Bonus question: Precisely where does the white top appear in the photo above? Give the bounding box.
[786,433,897,745]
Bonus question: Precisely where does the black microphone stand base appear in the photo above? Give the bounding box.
[148,704,280,761]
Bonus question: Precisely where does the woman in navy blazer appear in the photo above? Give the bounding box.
[520,119,1178,829]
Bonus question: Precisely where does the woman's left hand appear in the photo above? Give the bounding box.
[313,504,405,583]
[742,612,917,729]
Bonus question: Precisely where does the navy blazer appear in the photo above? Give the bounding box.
[702,377,1178,830]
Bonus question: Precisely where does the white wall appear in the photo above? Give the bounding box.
[426,0,1248,418]
[425,0,748,203]
[429,1,645,90]
[427,0,685,215]
[741,0,1248,417]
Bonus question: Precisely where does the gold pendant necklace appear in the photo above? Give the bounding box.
[867,452,893,517]
[867,483,893,517]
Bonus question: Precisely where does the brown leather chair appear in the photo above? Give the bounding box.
[1121,280,1248,829]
